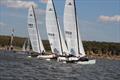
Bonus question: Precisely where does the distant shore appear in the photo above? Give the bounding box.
[0,47,120,61]
[0,35,120,61]
[88,54,120,61]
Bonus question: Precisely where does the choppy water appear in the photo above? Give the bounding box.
[0,51,120,80]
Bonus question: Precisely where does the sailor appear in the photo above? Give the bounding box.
[41,50,45,55]
[79,53,89,61]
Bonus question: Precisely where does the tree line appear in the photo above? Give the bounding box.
[0,35,119,56]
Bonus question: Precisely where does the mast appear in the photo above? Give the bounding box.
[31,5,41,53]
[52,0,63,54]
[10,28,14,46]
[74,0,80,54]
[9,28,14,50]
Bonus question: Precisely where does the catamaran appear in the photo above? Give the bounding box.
[27,5,45,57]
[58,0,96,64]
[27,5,55,59]
[46,0,69,59]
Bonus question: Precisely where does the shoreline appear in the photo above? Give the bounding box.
[88,54,120,61]
[0,48,120,61]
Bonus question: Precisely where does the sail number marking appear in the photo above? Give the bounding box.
[48,33,55,36]
[65,31,72,35]
[28,24,33,28]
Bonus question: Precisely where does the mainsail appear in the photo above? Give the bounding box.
[64,0,85,57]
[46,0,68,56]
[27,5,45,53]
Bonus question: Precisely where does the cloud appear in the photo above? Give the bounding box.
[40,0,48,4]
[99,15,120,23]
[0,22,7,27]
[0,0,37,8]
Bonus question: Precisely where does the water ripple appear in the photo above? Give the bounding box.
[0,52,120,80]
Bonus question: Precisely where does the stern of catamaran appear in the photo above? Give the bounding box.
[79,53,86,58]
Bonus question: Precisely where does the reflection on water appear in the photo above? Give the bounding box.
[0,51,120,80]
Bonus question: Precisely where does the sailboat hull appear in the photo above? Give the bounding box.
[57,56,96,64]
[76,60,96,64]
[37,54,56,59]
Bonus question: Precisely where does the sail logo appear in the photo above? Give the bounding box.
[68,2,72,5]
[49,8,53,11]
[28,24,33,28]
[30,14,33,16]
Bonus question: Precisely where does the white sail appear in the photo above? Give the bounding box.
[22,40,26,51]
[46,0,68,55]
[27,5,45,53]
[26,38,30,51]
[9,28,14,50]
[78,18,86,57]
[22,39,30,52]
[58,20,69,56]
[10,28,14,46]
[38,31,45,52]
[64,0,85,57]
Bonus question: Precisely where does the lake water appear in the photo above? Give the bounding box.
[0,51,120,80]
